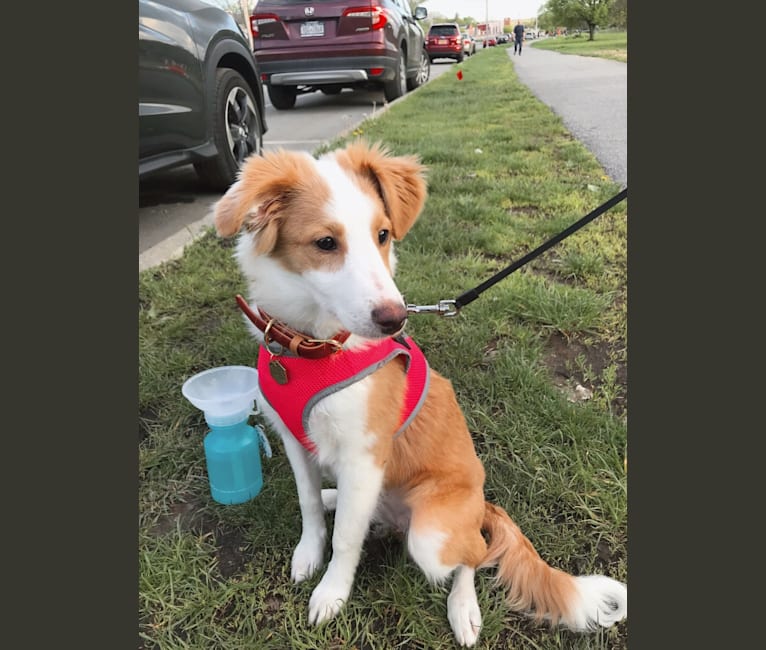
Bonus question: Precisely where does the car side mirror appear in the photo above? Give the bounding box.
[414,7,427,20]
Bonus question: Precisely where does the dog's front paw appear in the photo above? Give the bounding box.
[291,535,325,583]
[308,576,350,625]
[447,589,482,646]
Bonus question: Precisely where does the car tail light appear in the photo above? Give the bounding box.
[368,67,384,76]
[343,4,387,30]
[250,13,279,39]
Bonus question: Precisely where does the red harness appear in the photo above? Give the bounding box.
[257,336,430,453]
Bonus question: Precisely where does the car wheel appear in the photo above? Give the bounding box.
[407,48,430,90]
[268,84,297,110]
[384,50,406,102]
[194,68,262,191]
[457,52,464,62]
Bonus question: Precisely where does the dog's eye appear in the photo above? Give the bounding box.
[378,229,389,245]
[315,236,337,251]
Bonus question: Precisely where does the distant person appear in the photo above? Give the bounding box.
[513,20,525,55]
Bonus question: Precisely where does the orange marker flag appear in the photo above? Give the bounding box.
[456,69,463,80]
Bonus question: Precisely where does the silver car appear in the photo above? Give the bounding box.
[461,33,476,56]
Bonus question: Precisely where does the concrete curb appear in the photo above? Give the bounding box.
[139,209,215,273]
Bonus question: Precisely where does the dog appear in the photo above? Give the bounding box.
[213,140,627,646]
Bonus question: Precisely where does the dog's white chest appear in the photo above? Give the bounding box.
[257,375,377,467]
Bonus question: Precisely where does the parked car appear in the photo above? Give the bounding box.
[461,32,476,56]
[139,0,267,190]
[426,22,463,62]
[496,34,509,44]
[525,29,537,39]
[485,36,497,47]
[251,1,430,109]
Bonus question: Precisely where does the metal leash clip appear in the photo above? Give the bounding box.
[406,299,459,318]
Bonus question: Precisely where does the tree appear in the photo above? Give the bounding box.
[608,0,627,29]
[543,0,613,40]
[537,8,557,34]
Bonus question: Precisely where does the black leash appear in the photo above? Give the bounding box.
[406,188,627,317]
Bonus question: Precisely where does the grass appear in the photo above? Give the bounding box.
[139,45,627,649]
[531,31,628,63]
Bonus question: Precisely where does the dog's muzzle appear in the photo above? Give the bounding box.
[371,302,408,336]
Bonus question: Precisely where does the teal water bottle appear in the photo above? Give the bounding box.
[182,366,271,505]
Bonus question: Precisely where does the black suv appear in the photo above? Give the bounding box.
[251,0,430,109]
[139,0,268,190]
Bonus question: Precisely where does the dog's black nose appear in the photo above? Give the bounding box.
[371,302,408,336]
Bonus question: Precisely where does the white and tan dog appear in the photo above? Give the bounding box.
[214,140,626,646]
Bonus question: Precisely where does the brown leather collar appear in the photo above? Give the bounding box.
[235,294,351,359]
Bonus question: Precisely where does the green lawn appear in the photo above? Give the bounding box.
[531,31,627,63]
[140,45,627,649]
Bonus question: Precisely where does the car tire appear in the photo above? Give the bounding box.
[194,68,263,191]
[383,50,407,103]
[457,52,464,62]
[406,48,430,91]
[268,84,297,110]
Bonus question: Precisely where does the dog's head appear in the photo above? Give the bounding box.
[214,140,428,340]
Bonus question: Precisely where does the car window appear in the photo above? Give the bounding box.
[429,25,458,36]
[390,0,409,16]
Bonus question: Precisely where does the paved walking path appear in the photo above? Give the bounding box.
[508,44,627,188]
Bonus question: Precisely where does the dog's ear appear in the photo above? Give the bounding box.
[213,180,249,238]
[213,178,282,255]
[336,140,427,240]
[213,150,316,253]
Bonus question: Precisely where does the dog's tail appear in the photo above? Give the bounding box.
[480,501,626,630]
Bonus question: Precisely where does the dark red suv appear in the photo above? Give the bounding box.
[426,23,463,63]
[251,1,430,109]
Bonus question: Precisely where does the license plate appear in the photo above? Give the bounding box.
[300,21,324,37]
[438,39,447,44]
